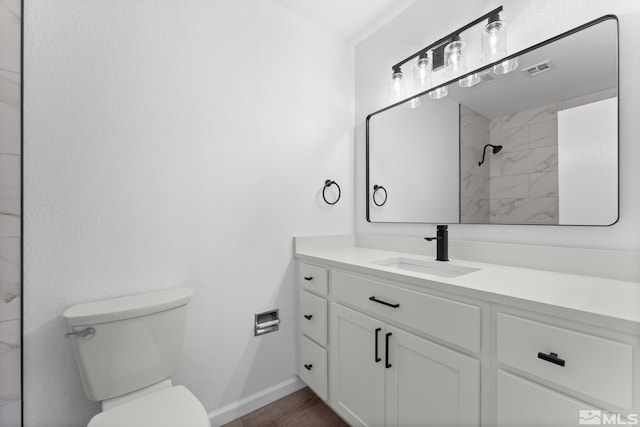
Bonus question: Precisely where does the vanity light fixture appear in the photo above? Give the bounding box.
[406,52,431,107]
[413,51,432,91]
[390,66,405,103]
[389,6,512,103]
[391,66,422,108]
[493,58,519,74]
[407,96,422,109]
[482,11,518,74]
[444,34,466,78]
[459,72,481,88]
[428,86,448,100]
[482,12,507,63]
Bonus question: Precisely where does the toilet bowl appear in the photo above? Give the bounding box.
[87,385,209,427]
[63,288,210,427]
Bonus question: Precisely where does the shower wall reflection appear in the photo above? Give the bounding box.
[460,87,616,224]
[461,106,491,222]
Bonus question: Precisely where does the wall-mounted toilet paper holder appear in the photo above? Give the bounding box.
[255,309,280,336]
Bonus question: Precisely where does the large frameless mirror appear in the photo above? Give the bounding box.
[367,16,618,225]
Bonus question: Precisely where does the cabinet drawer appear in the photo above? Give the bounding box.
[332,271,481,353]
[497,370,593,427]
[299,290,327,346]
[298,334,328,400]
[298,263,328,295]
[497,313,632,409]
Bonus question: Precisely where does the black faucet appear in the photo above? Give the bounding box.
[424,225,449,262]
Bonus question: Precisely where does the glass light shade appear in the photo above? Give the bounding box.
[428,86,448,100]
[413,53,432,91]
[390,69,405,103]
[493,58,519,74]
[482,19,507,63]
[444,38,466,78]
[406,96,422,109]
[459,73,481,88]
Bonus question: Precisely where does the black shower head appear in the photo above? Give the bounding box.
[478,144,503,166]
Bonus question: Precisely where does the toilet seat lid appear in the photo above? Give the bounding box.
[87,386,210,427]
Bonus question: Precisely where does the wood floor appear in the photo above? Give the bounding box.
[222,387,349,427]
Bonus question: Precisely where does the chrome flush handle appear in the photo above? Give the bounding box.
[65,327,95,339]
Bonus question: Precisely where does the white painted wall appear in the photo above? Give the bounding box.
[23,1,353,426]
[356,0,640,251]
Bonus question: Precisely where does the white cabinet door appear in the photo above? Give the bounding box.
[497,312,632,409]
[330,304,386,427]
[298,335,328,400]
[385,326,480,427]
[497,370,594,427]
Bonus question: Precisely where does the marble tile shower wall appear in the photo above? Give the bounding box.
[488,103,560,224]
[461,88,616,224]
[460,105,490,223]
[0,0,21,426]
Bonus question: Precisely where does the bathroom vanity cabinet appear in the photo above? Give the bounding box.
[295,240,640,427]
[494,308,634,426]
[298,264,484,426]
[297,263,330,400]
[329,270,481,426]
[330,303,480,426]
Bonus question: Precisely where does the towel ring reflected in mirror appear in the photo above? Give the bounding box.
[373,185,388,207]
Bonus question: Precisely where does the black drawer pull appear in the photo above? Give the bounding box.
[304,364,313,371]
[304,314,313,320]
[304,276,313,281]
[538,352,565,367]
[385,332,392,368]
[374,328,382,363]
[369,296,400,308]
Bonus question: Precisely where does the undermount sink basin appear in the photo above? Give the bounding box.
[372,257,479,278]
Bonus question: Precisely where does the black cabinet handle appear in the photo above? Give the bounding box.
[304,364,313,371]
[304,314,313,320]
[385,332,392,368]
[369,296,400,308]
[304,276,313,281]
[538,352,565,367]
[375,328,382,363]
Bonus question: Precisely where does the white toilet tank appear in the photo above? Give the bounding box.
[63,288,193,402]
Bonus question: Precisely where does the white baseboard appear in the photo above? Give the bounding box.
[208,376,305,427]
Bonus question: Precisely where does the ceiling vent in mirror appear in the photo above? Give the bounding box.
[522,60,552,77]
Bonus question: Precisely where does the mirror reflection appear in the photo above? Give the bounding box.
[367,16,618,225]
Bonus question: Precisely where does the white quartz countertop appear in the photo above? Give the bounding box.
[295,245,640,329]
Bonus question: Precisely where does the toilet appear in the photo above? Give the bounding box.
[63,287,210,427]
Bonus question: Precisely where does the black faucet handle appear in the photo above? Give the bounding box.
[426,225,449,262]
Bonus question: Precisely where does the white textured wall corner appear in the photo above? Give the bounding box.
[355,0,640,251]
[23,1,354,426]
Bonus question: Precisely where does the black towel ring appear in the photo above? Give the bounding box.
[323,180,341,205]
[373,185,387,206]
